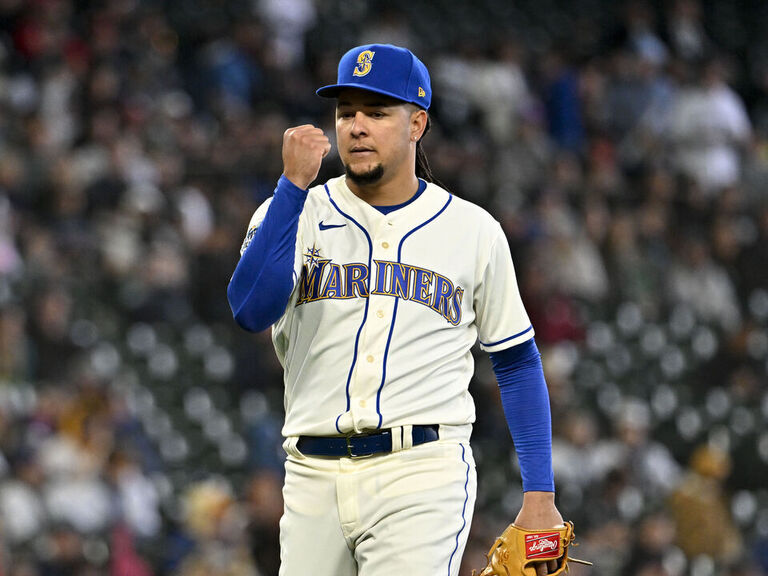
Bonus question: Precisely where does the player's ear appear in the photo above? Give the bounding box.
[409,107,428,142]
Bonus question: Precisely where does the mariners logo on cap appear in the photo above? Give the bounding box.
[353,50,375,77]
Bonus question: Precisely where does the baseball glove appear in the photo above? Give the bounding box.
[474,521,591,576]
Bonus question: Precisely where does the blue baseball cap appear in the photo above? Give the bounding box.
[316,44,431,110]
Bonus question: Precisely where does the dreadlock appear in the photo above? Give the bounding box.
[415,116,446,189]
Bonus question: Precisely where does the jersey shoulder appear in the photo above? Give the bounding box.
[429,183,502,233]
[240,196,274,254]
[303,176,341,214]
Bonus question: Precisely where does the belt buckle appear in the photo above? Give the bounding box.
[345,434,373,459]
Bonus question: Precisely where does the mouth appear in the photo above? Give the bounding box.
[350,147,375,155]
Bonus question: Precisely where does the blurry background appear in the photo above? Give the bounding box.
[0,0,767,574]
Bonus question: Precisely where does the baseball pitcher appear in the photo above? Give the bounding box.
[228,43,587,576]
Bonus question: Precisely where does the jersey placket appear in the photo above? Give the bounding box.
[347,217,398,432]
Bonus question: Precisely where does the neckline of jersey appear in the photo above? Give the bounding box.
[371,178,427,215]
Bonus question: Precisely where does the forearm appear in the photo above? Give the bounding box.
[227,176,307,332]
[489,338,555,493]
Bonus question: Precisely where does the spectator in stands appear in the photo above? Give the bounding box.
[665,58,752,195]
[662,0,711,62]
[176,478,260,576]
[667,231,742,331]
[668,444,743,565]
[593,399,681,501]
[621,511,678,576]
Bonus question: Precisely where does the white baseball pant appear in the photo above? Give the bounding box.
[279,429,477,576]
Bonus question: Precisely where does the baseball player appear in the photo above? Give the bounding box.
[228,44,565,576]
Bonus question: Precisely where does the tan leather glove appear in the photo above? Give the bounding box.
[474,521,592,576]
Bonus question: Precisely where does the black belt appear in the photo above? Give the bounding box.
[297,425,439,458]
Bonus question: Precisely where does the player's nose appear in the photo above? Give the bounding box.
[349,111,369,136]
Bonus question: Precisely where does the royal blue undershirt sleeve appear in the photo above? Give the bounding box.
[489,337,555,492]
[227,175,307,332]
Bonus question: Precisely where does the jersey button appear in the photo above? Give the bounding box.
[381,241,389,249]
[358,400,366,408]
[366,355,374,363]
[376,310,384,318]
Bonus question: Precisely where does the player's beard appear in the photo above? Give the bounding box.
[344,162,384,186]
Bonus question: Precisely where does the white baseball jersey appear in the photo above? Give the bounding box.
[243,175,533,437]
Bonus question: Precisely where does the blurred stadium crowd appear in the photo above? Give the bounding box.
[0,0,767,574]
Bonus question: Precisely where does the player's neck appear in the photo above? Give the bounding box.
[346,171,420,207]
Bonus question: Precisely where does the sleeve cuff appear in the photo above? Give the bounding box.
[279,174,311,196]
[479,325,535,353]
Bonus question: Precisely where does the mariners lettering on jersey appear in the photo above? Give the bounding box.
[297,247,463,324]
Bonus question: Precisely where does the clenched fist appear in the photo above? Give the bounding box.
[282,125,332,190]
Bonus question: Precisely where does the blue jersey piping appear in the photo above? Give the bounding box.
[479,324,533,348]
[325,184,374,433]
[447,443,471,576]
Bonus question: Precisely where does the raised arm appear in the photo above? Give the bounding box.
[227,126,330,332]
